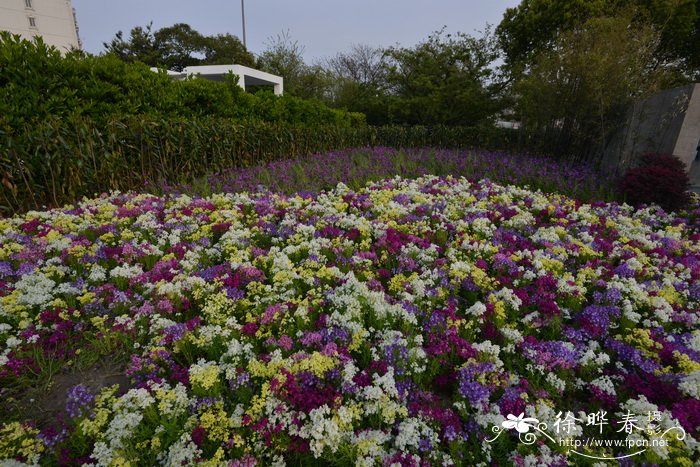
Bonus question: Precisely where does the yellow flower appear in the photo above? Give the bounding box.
[248,358,285,379]
[190,361,221,391]
[348,330,367,352]
[624,329,662,359]
[0,422,44,463]
[120,229,135,241]
[539,258,564,275]
[658,287,681,306]
[292,352,337,377]
[51,298,68,309]
[246,382,271,419]
[78,292,96,305]
[111,456,133,467]
[199,402,232,442]
[44,229,63,243]
[199,447,227,467]
[673,351,700,374]
[0,290,25,314]
[202,291,234,325]
[471,267,496,290]
[99,231,115,243]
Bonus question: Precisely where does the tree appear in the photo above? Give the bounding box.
[256,31,331,100]
[103,22,160,66]
[202,33,256,67]
[257,31,309,95]
[514,14,670,160]
[153,23,207,71]
[326,44,387,86]
[325,45,390,124]
[103,23,254,72]
[382,28,501,126]
[496,0,700,79]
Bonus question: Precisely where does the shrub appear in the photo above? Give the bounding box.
[619,153,691,211]
[0,32,363,128]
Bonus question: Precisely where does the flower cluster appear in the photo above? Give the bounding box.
[0,175,698,465]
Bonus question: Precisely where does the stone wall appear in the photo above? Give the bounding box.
[601,83,700,187]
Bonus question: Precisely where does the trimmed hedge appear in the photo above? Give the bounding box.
[0,32,364,129]
[0,116,514,216]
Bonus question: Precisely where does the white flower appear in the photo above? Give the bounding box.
[591,375,616,396]
[466,301,486,317]
[394,417,437,452]
[109,264,143,279]
[678,371,700,398]
[14,272,56,308]
[545,372,566,392]
[159,432,202,467]
[684,331,700,352]
[300,405,342,457]
[5,337,21,348]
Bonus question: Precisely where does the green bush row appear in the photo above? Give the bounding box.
[0,115,514,216]
[0,32,364,128]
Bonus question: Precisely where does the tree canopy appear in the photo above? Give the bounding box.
[496,0,700,78]
[256,31,330,100]
[103,22,255,71]
[382,29,501,126]
[514,13,670,159]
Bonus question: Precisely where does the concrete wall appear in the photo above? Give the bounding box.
[674,85,700,172]
[0,0,80,52]
[601,84,699,178]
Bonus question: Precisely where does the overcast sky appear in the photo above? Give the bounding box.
[71,0,520,62]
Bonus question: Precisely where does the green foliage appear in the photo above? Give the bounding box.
[103,22,161,66]
[513,13,670,160]
[383,29,502,126]
[496,0,700,78]
[0,32,372,215]
[103,22,256,71]
[0,32,175,126]
[201,33,256,67]
[497,0,612,71]
[333,80,391,125]
[254,29,505,126]
[152,23,208,71]
[256,30,331,100]
[0,32,360,128]
[0,117,513,216]
[325,45,391,125]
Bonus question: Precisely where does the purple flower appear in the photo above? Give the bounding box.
[577,305,620,338]
[458,362,494,406]
[606,338,662,374]
[65,384,95,418]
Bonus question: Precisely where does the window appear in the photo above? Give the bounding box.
[28,16,36,28]
[25,0,32,8]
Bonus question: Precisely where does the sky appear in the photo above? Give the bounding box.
[71,0,521,62]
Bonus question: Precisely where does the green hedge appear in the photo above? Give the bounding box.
[0,116,514,216]
[0,32,364,129]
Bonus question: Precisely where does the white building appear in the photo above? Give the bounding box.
[0,0,80,52]
[153,64,284,95]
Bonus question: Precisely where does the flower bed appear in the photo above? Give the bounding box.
[0,175,698,465]
[157,147,617,204]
